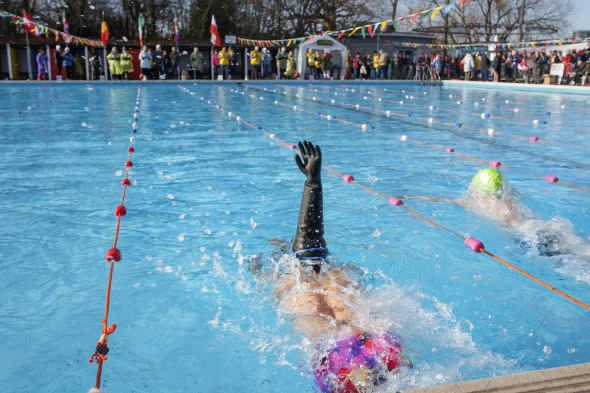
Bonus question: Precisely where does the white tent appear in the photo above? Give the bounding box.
[296,35,348,80]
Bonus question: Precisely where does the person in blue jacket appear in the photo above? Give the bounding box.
[62,47,74,80]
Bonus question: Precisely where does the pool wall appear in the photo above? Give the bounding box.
[3,80,590,96]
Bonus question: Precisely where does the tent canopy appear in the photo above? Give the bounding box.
[296,35,348,79]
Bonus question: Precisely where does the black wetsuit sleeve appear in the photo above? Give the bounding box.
[292,179,327,259]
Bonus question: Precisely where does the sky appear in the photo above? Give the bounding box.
[570,0,590,30]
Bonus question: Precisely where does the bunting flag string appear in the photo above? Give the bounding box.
[0,9,103,47]
[235,0,477,47]
[431,7,442,21]
[393,36,590,50]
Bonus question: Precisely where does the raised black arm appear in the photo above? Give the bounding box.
[292,141,328,265]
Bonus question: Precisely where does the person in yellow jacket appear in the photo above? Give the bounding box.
[372,51,380,79]
[285,50,297,79]
[249,46,261,79]
[119,47,134,79]
[306,48,316,79]
[313,51,321,79]
[475,52,482,80]
[107,47,122,80]
[219,47,230,79]
[276,47,287,79]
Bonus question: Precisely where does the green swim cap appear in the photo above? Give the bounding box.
[471,168,503,194]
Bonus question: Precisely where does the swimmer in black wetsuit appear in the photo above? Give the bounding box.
[271,140,412,393]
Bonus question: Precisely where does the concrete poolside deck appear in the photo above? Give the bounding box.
[403,362,590,393]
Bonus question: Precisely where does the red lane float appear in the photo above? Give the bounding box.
[88,84,143,392]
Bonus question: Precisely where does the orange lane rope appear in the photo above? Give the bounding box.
[179,85,589,311]
[245,84,590,194]
[481,249,590,310]
[88,84,143,391]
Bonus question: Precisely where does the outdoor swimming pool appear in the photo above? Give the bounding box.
[1,81,589,393]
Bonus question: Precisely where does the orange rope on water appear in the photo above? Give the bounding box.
[180,85,589,311]
[481,249,590,310]
[453,151,489,164]
[88,84,143,390]
[245,84,590,194]
[556,180,590,193]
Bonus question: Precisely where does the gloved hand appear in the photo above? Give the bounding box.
[295,140,322,183]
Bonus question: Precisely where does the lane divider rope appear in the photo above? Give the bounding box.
[88,84,143,391]
[279,83,553,143]
[306,84,590,141]
[242,84,590,194]
[333,84,590,114]
[178,84,589,311]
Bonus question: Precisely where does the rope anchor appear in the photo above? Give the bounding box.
[89,321,117,363]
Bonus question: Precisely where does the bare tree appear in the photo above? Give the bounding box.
[391,0,400,19]
[0,0,574,44]
[404,0,570,45]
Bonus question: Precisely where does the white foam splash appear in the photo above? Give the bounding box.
[461,186,590,284]
[204,248,515,391]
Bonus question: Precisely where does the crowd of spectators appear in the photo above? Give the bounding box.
[243,47,337,80]
[345,46,590,85]
[138,44,182,80]
[32,43,590,85]
[227,44,590,85]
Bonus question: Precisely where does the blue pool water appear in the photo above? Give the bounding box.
[1,81,589,393]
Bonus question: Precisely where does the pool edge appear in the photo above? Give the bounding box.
[2,79,590,95]
[441,80,590,95]
[401,362,590,393]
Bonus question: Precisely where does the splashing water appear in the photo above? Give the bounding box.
[206,248,516,392]
[460,183,590,285]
